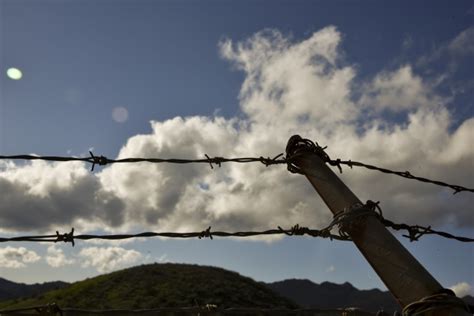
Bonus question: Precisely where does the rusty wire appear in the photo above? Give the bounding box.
[0,205,472,246]
[329,200,474,243]
[365,200,474,242]
[0,225,349,246]
[1,302,472,316]
[285,135,474,194]
[401,289,471,315]
[329,159,473,195]
[0,152,287,172]
[0,303,382,315]
[1,138,472,244]
[1,142,473,194]
[0,143,474,194]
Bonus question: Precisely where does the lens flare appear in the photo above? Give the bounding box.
[112,107,129,123]
[6,68,23,80]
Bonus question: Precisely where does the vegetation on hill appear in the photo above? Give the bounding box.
[0,263,297,310]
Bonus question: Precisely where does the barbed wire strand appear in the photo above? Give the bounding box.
[330,159,473,195]
[1,302,473,316]
[2,144,473,194]
[0,205,472,246]
[0,226,348,245]
[0,153,288,172]
[0,303,390,316]
[284,135,474,194]
[327,200,474,243]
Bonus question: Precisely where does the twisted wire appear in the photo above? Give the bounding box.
[0,225,348,246]
[285,135,474,194]
[402,289,471,315]
[0,152,287,172]
[2,143,473,194]
[0,304,383,316]
[0,204,472,246]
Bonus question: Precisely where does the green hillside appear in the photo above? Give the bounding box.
[0,263,297,310]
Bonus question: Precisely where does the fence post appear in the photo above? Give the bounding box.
[285,135,470,315]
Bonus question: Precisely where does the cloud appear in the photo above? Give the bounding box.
[448,27,474,57]
[0,161,125,232]
[79,246,142,273]
[326,265,336,273]
[219,26,356,128]
[401,36,413,51]
[158,253,169,263]
[450,282,472,297]
[417,26,474,69]
[359,65,444,112]
[0,26,472,239]
[46,246,75,268]
[112,107,129,123]
[0,247,40,268]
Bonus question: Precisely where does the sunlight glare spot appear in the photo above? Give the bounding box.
[7,68,23,80]
[112,107,129,123]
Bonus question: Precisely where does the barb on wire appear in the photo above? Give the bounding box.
[381,219,474,243]
[345,200,474,243]
[285,135,474,194]
[55,228,75,246]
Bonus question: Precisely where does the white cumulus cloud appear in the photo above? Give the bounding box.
[46,245,75,268]
[0,26,472,239]
[79,246,142,273]
[0,160,125,231]
[450,282,472,297]
[0,246,40,268]
[360,65,444,111]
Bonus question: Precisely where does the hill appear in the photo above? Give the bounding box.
[0,263,297,310]
[2,265,472,313]
[0,278,69,302]
[267,279,400,313]
[267,279,474,314]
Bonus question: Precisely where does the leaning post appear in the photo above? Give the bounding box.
[285,135,469,315]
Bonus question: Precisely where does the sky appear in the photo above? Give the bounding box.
[0,0,473,298]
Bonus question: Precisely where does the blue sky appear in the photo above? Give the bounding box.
[0,0,473,297]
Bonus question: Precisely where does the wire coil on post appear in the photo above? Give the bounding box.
[402,289,470,315]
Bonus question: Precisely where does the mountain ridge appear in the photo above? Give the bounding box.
[0,277,69,302]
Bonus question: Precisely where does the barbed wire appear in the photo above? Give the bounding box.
[284,135,474,194]
[353,201,474,243]
[1,141,473,316]
[2,139,473,194]
[1,301,472,316]
[0,303,383,316]
[0,152,287,172]
[0,225,348,246]
[329,159,473,195]
[0,203,472,246]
